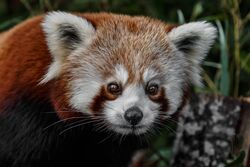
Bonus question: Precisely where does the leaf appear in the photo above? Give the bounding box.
[177,9,185,24]
[226,150,245,167]
[150,148,171,167]
[216,20,230,96]
[199,14,227,21]
[190,2,203,20]
[240,28,250,47]
[0,17,25,31]
[240,53,250,74]
[203,61,222,69]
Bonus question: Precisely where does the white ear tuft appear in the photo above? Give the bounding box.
[40,11,95,84]
[168,21,217,86]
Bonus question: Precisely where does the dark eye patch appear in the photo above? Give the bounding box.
[149,88,169,113]
[89,85,119,114]
[89,86,107,114]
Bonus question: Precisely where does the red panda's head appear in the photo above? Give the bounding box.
[41,12,216,135]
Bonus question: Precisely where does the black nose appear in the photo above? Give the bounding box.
[124,106,143,126]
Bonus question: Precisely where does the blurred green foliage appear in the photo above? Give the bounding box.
[226,150,245,167]
[0,0,249,166]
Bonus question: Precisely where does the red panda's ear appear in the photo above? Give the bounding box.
[40,11,95,83]
[168,21,217,86]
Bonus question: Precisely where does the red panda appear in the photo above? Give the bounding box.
[0,12,217,167]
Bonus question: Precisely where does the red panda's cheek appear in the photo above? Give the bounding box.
[51,95,83,120]
[50,79,84,120]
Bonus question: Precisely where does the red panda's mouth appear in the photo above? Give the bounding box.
[112,124,149,135]
[116,125,145,129]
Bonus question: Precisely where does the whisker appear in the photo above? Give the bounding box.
[43,116,85,131]
[164,125,177,135]
[65,118,102,127]
[118,134,123,146]
[165,118,184,128]
[43,110,82,114]
[98,132,114,144]
[141,133,150,146]
[105,105,121,113]
[94,122,109,133]
[154,119,166,127]
[59,120,104,135]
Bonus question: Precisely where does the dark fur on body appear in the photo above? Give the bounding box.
[0,93,146,167]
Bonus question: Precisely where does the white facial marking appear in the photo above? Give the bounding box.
[143,68,159,83]
[114,64,128,85]
[104,85,159,135]
[68,54,103,113]
[143,66,183,115]
[160,54,185,115]
[69,78,101,113]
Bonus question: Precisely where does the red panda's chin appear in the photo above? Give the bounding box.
[109,124,150,135]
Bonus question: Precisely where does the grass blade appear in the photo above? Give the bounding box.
[216,20,230,96]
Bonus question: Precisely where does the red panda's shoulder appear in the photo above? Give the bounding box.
[0,15,51,104]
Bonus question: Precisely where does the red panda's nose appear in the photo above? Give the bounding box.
[124,106,143,126]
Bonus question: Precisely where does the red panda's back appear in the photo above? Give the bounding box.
[0,16,51,105]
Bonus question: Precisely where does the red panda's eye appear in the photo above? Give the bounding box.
[146,84,159,96]
[107,82,122,95]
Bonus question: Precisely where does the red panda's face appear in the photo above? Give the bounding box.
[42,12,217,135]
[67,59,171,135]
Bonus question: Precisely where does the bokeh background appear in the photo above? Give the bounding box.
[0,0,249,166]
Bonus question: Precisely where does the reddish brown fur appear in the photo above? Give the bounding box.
[0,16,51,107]
[50,77,84,119]
[0,13,176,118]
[150,88,169,113]
[74,13,175,84]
